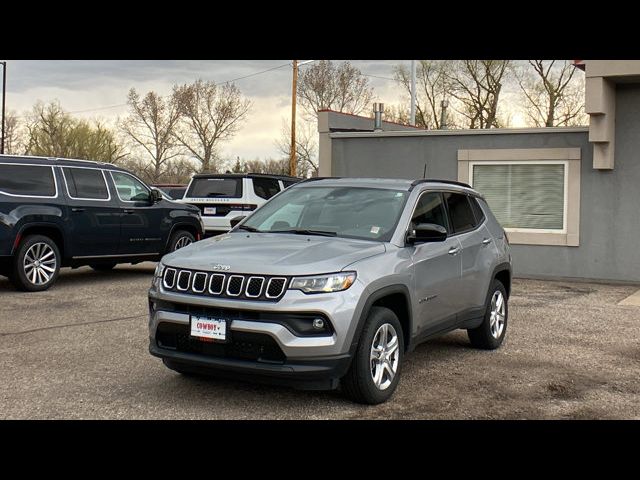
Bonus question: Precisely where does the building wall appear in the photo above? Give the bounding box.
[327,92,640,282]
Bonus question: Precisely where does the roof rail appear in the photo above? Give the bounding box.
[409,178,472,190]
[294,176,343,185]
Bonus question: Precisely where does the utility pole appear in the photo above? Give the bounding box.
[289,60,298,177]
[1,62,6,155]
[410,60,416,126]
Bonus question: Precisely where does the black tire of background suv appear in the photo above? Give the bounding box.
[11,234,61,292]
[467,279,508,350]
[341,306,404,405]
[168,230,195,253]
[90,263,117,272]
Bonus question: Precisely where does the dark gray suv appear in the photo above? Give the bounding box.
[149,178,512,404]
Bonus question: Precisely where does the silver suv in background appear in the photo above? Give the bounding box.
[149,178,512,404]
[180,173,300,236]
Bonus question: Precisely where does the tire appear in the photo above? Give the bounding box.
[168,230,195,253]
[11,234,61,292]
[467,279,508,350]
[341,306,404,405]
[90,262,117,272]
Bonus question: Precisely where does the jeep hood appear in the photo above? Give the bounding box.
[162,232,386,275]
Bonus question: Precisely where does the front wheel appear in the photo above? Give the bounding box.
[467,279,508,350]
[11,235,61,292]
[341,306,404,404]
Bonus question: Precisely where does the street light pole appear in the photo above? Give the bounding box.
[289,60,298,177]
[1,62,6,155]
[410,60,416,126]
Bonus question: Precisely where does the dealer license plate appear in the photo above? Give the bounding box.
[190,316,227,341]
[203,207,217,215]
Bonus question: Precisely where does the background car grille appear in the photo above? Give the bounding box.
[163,268,289,301]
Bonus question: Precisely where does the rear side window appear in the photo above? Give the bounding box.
[187,178,242,198]
[0,164,56,197]
[282,180,298,188]
[253,178,281,200]
[444,192,477,233]
[62,167,109,200]
[469,196,486,224]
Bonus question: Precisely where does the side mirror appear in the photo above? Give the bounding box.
[150,188,163,203]
[406,223,447,245]
[230,216,246,229]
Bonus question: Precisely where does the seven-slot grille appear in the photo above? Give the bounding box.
[162,267,288,301]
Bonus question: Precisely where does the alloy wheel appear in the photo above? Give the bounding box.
[370,323,400,390]
[489,290,506,339]
[23,242,57,286]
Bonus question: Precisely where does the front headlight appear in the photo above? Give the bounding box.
[289,272,356,294]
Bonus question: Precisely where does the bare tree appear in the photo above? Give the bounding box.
[172,80,251,174]
[25,100,125,162]
[120,88,182,181]
[447,60,511,128]
[516,60,587,127]
[393,60,457,129]
[297,61,374,117]
[275,119,318,177]
[3,110,24,154]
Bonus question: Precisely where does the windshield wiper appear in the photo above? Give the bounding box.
[237,225,262,232]
[269,229,337,237]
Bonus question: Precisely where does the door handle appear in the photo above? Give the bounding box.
[448,247,460,255]
[482,238,493,245]
[123,209,135,214]
[71,207,85,213]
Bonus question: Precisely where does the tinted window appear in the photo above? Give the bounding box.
[282,180,298,188]
[187,178,242,198]
[0,164,56,197]
[63,167,108,200]
[111,171,150,202]
[444,192,477,233]
[411,192,448,231]
[469,196,485,224]
[167,187,186,199]
[253,178,281,200]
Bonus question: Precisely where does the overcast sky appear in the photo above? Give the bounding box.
[4,60,420,159]
[4,60,530,160]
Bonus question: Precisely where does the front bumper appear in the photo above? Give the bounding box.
[149,343,351,390]
[148,280,366,388]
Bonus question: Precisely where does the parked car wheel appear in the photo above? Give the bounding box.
[168,230,195,253]
[341,306,404,404]
[467,279,508,350]
[11,234,61,292]
[90,262,117,272]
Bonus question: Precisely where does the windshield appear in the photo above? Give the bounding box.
[240,186,408,242]
[187,177,242,198]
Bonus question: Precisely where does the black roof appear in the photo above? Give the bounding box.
[0,154,128,172]
[192,172,301,181]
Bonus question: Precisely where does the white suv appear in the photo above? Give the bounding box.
[180,173,300,235]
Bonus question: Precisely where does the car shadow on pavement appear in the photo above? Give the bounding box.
[0,265,156,292]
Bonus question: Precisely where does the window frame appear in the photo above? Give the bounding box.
[108,170,152,204]
[0,163,59,199]
[61,166,111,202]
[469,160,569,235]
[458,147,581,247]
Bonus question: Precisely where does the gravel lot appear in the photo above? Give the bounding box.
[1,263,638,419]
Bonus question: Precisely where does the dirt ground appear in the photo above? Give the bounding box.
[1,264,638,419]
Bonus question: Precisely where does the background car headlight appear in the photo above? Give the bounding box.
[289,272,356,294]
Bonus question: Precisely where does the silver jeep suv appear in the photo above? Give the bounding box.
[148,178,512,404]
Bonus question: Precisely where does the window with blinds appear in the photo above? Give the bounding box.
[471,163,566,231]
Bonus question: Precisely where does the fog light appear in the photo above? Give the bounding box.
[312,318,325,330]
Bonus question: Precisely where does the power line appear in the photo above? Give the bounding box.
[13,61,298,119]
